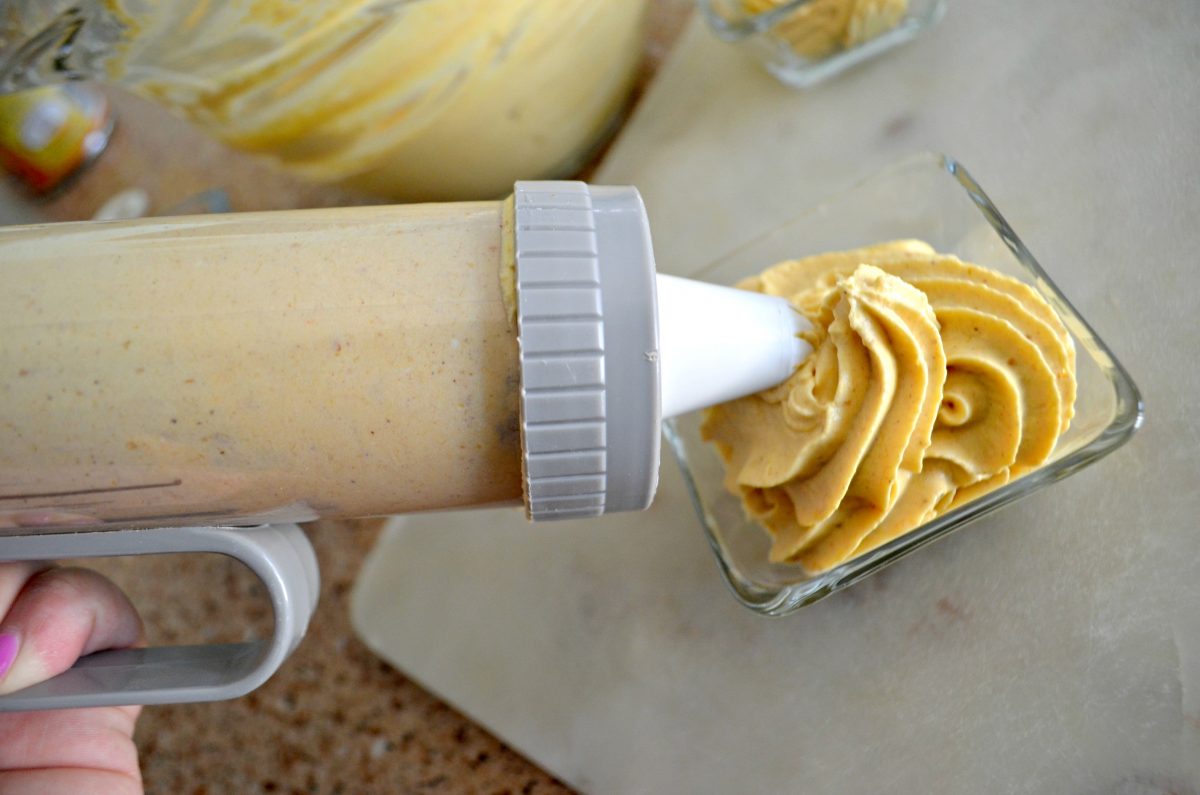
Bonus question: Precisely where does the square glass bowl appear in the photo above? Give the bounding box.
[663,153,1143,616]
[699,0,946,89]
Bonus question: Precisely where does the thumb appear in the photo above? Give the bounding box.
[0,565,144,695]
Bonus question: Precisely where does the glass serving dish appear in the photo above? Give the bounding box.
[699,0,946,89]
[664,153,1143,616]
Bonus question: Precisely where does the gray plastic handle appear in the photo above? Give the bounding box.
[0,524,318,712]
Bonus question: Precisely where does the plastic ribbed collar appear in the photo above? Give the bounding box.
[513,181,662,521]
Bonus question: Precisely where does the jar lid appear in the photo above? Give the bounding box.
[513,181,662,521]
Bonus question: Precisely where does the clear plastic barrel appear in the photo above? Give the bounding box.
[0,202,524,532]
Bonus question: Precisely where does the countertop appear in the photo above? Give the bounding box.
[1,2,692,792]
[349,3,1200,793]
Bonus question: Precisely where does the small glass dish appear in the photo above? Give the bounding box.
[699,0,946,89]
[664,153,1143,616]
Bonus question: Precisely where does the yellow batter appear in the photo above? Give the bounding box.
[100,0,646,201]
[741,0,908,59]
[702,241,1076,572]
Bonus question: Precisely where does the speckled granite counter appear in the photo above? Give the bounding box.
[16,2,693,791]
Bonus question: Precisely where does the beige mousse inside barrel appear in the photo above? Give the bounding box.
[0,202,523,529]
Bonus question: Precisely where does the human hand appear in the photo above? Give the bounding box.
[0,561,144,795]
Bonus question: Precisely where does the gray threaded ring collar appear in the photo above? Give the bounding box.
[513,181,662,521]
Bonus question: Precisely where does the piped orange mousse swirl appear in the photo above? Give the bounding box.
[701,241,1076,572]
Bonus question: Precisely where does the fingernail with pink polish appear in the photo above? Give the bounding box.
[0,633,18,680]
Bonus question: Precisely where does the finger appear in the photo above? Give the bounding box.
[0,767,143,795]
[0,567,144,695]
[0,704,141,790]
[0,561,56,614]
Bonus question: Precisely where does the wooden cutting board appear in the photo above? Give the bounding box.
[352,3,1200,792]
